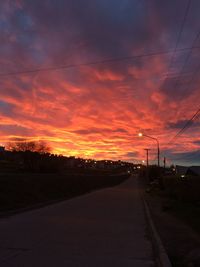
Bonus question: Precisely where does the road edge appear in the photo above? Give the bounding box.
[142,196,172,267]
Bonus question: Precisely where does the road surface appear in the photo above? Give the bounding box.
[0,175,155,267]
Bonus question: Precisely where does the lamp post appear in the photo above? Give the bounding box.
[139,132,164,189]
[138,133,160,167]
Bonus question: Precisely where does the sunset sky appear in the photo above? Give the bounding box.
[0,0,200,166]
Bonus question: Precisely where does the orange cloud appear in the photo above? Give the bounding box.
[1,0,200,166]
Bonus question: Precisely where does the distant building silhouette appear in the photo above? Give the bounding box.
[176,165,200,176]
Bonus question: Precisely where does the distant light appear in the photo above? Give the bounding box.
[142,160,145,163]
[137,166,141,169]
[181,175,185,178]
[138,133,143,137]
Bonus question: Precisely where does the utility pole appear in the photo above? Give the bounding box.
[163,157,166,169]
[158,143,160,167]
[144,149,150,182]
[138,133,160,167]
[144,149,150,168]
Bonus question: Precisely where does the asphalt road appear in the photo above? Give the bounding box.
[0,175,155,267]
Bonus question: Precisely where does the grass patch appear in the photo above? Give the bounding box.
[148,174,200,234]
[169,201,200,234]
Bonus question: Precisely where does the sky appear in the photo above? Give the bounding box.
[0,0,200,166]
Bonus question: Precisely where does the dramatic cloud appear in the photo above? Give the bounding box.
[0,0,200,165]
[165,149,200,166]
[168,119,200,129]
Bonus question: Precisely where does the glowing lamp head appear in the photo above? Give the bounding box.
[138,133,143,137]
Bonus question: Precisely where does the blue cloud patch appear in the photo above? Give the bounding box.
[0,124,31,135]
[0,100,15,116]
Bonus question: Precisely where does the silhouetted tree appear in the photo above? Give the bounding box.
[6,141,51,172]
[7,141,51,154]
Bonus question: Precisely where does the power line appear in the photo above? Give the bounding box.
[174,108,200,137]
[0,46,200,78]
[161,106,200,162]
[171,29,200,93]
[157,0,192,92]
[155,1,198,153]
[168,106,200,144]
[166,0,192,73]
[164,28,200,145]
[145,1,194,164]
[167,56,200,145]
[163,30,200,146]
[155,1,194,161]
[167,67,200,145]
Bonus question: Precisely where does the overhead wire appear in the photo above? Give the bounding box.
[157,0,192,93]
[166,0,192,74]
[160,0,200,145]
[166,33,200,144]
[158,0,199,164]
[169,107,200,144]
[171,29,200,93]
[0,0,198,165]
[0,46,200,78]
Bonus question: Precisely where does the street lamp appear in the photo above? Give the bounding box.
[138,132,160,167]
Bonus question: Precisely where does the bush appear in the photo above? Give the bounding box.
[163,175,200,202]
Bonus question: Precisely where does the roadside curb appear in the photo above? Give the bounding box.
[142,196,172,267]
